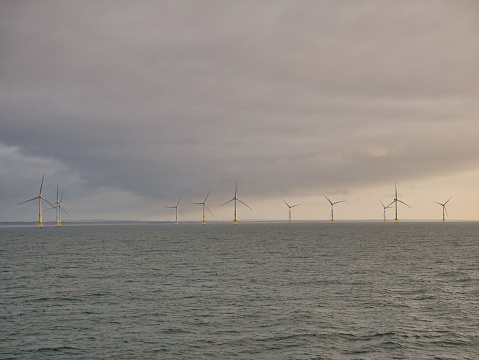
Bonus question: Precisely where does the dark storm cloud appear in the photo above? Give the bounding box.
[1,0,479,220]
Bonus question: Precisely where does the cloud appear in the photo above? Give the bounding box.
[1,1,479,221]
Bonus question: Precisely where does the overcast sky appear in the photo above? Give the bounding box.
[1,0,479,223]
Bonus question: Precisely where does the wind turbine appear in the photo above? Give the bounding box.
[380,200,393,222]
[434,197,451,222]
[46,184,70,227]
[17,174,53,228]
[191,190,213,224]
[219,180,251,224]
[323,194,345,223]
[166,196,183,224]
[388,182,411,222]
[282,199,300,223]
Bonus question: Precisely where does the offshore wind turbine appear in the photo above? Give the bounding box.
[434,197,451,222]
[219,180,251,224]
[17,174,53,228]
[46,184,70,227]
[166,196,183,224]
[388,182,411,222]
[380,200,393,222]
[191,190,213,224]
[323,194,345,223]
[282,199,300,223]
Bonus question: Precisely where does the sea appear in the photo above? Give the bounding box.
[1,222,478,359]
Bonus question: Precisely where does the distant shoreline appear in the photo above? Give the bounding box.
[1,219,478,228]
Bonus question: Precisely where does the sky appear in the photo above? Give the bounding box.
[1,0,479,223]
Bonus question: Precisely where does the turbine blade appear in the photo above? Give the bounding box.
[177,196,182,206]
[60,191,64,203]
[333,200,346,205]
[219,198,234,207]
[380,200,385,208]
[205,204,214,216]
[444,206,448,217]
[204,190,211,202]
[444,197,452,205]
[387,200,395,208]
[237,198,252,210]
[17,196,39,205]
[291,204,301,208]
[40,174,45,195]
[323,194,333,205]
[282,199,290,208]
[40,196,54,207]
[62,208,71,216]
[178,208,185,217]
[59,202,71,210]
[397,200,411,208]
[235,179,238,197]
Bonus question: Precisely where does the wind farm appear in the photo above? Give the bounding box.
[434,197,452,222]
[323,194,345,223]
[12,176,466,225]
[219,180,252,224]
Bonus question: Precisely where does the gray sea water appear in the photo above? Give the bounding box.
[1,222,479,359]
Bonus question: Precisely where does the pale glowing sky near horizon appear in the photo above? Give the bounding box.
[1,1,479,223]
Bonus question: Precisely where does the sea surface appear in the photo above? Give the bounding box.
[1,222,478,359]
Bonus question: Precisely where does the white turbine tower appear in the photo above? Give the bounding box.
[17,174,53,228]
[46,184,70,227]
[434,197,451,222]
[388,182,411,222]
[219,180,251,224]
[191,190,213,224]
[166,196,183,224]
[323,194,345,223]
[380,200,393,222]
[282,199,300,223]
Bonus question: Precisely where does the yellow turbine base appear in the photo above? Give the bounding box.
[330,219,334,223]
[289,219,292,223]
[175,221,178,224]
[395,218,399,223]
[37,221,43,228]
[202,220,206,225]
[233,219,238,225]
[56,220,61,227]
